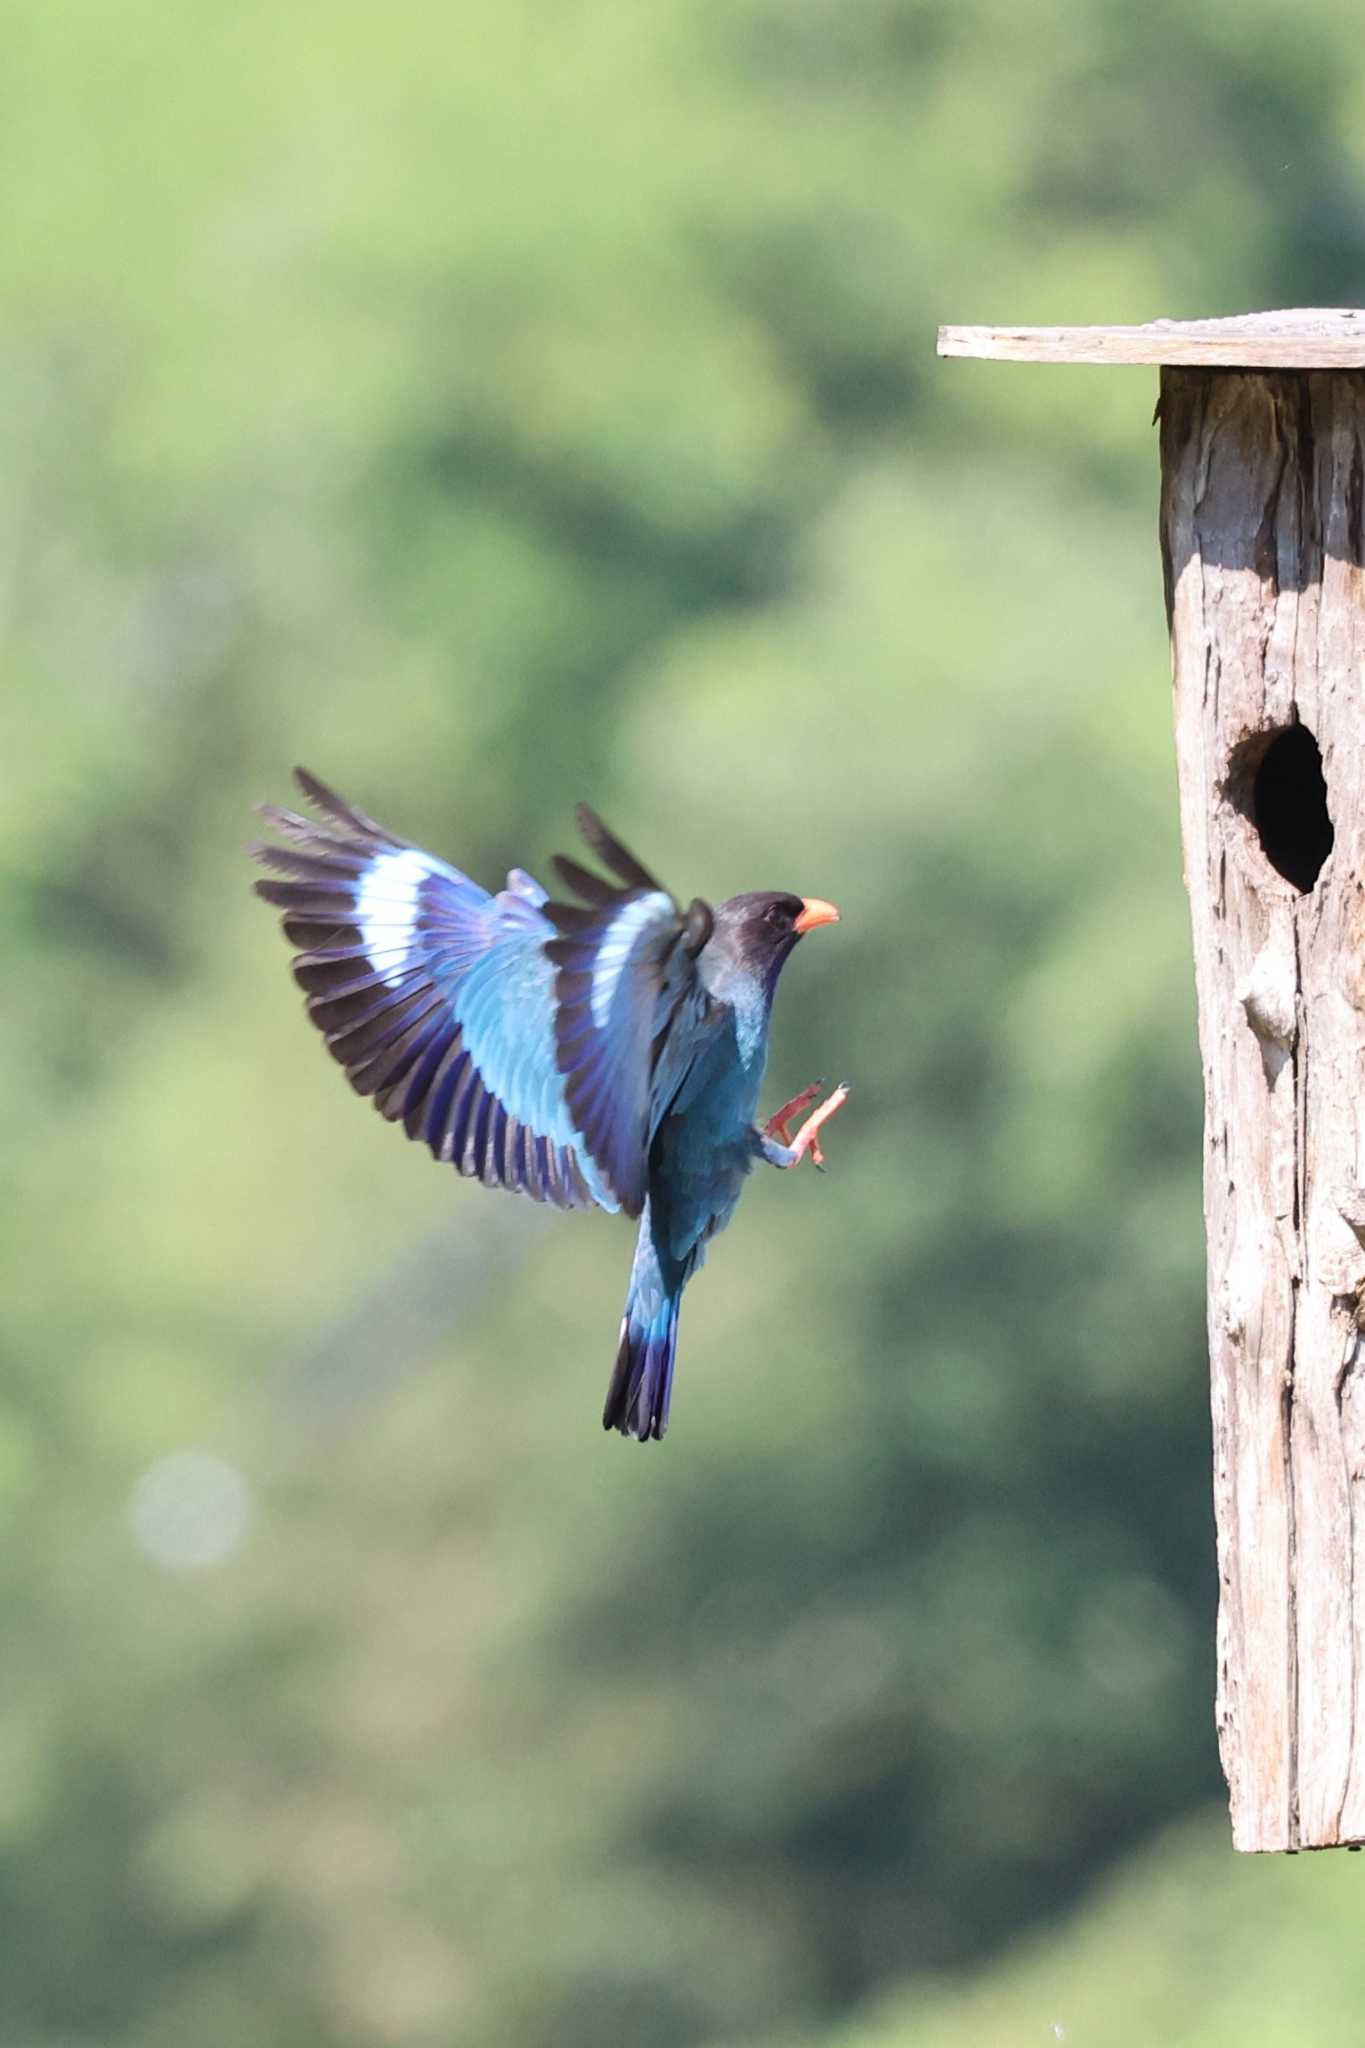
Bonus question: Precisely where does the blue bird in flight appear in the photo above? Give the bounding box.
[253,771,847,1441]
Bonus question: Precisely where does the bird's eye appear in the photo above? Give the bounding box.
[764,901,789,931]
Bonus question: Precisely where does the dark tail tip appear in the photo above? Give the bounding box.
[602,1311,676,1443]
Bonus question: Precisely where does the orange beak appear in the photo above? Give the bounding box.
[794,897,840,934]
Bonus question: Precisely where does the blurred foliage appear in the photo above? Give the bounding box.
[5,0,1365,2044]
[820,1808,1365,2048]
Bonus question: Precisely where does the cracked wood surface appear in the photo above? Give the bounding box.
[938,309,1365,368]
[1160,367,1365,1850]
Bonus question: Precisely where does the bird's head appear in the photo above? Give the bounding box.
[709,890,840,1000]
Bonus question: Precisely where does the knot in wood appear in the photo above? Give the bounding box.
[1238,944,1298,1083]
[1335,1187,1365,1250]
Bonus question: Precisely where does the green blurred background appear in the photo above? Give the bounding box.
[7,1,1365,2042]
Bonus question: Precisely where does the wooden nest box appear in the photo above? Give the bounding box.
[939,310,1365,1854]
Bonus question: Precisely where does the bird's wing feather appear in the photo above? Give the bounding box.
[544,806,716,1219]
[253,770,615,1210]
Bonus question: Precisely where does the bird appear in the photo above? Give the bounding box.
[252,770,848,1441]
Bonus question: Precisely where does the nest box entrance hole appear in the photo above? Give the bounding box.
[1227,723,1334,893]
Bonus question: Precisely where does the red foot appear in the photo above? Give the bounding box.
[764,1081,824,1145]
[789,1083,850,1169]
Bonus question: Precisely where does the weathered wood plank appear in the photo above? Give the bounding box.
[939,310,1365,368]
[1160,368,1365,1851]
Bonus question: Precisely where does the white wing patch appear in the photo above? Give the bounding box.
[355,847,438,988]
[589,891,674,1030]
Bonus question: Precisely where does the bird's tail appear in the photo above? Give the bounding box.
[603,1211,684,1442]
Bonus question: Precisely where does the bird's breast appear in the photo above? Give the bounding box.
[648,1015,767,1263]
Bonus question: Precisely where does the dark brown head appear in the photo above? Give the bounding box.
[708,890,840,1000]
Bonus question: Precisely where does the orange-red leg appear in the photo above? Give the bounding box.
[764,1081,824,1145]
[788,1083,850,1169]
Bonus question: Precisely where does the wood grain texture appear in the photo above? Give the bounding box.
[1160,367,1365,1850]
[939,309,1365,368]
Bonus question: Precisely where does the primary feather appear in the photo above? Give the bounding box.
[254,772,608,1207]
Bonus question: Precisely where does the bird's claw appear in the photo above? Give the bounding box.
[764,1080,824,1145]
[791,1082,849,1170]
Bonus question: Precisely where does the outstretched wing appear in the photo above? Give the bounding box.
[252,770,612,1210]
[545,806,715,1218]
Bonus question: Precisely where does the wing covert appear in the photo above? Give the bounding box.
[544,807,714,1218]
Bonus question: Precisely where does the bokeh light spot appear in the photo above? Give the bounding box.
[129,1451,254,1573]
